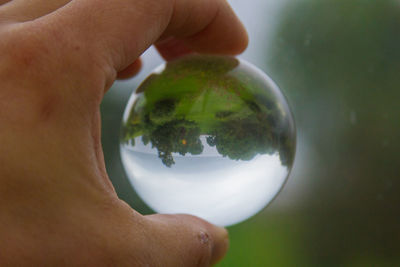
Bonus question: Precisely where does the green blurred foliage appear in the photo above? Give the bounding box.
[268,0,400,208]
[217,213,308,267]
[265,0,400,265]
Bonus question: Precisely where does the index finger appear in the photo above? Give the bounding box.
[42,0,248,73]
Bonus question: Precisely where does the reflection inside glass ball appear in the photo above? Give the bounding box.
[120,55,296,226]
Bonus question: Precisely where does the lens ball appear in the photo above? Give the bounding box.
[120,55,296,226]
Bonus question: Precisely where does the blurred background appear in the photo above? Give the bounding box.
[101,0,400,266]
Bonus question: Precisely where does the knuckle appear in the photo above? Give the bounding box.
[0,25,61,125]
[0,22,103,126]
[1,24,51,71]
[1,21,96,80]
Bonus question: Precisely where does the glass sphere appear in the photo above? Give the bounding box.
[120,55,296,226]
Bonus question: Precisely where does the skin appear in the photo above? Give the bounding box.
[0,0,248,266]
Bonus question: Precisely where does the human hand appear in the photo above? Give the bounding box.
[0,0,247,266]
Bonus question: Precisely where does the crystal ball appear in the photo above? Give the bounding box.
[120,55,296,226]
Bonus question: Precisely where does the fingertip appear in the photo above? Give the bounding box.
[233,23,249,55]
[194,218,229,265]
[184,0,249,56]
[209,225,229,265]
[158,0,248,59]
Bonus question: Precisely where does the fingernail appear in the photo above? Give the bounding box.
[210,226,229,265]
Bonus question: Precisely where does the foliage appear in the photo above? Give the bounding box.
[143,119,203,167]
[122,55,295,167]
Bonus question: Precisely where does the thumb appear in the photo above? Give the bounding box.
[144,214,229,266]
